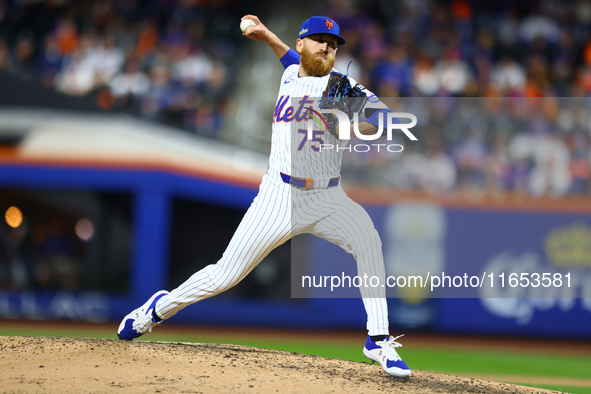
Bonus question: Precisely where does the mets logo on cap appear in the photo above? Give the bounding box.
[298,16,346,45]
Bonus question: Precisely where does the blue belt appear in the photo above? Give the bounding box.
[280,172,339,189]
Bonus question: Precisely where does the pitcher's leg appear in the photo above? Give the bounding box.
[302,189,410,377]
[303,187,389,335]
[156,183,291,320]
[361,296,389,336]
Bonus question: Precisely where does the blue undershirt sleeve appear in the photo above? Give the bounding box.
[365,108,394,128]
[280,49,301,69]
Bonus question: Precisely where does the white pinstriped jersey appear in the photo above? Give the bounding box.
[268,64,380,181]
[153,59,391,337]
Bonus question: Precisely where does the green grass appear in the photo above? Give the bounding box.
[0,326,112,339]
[518,384,591,394]
[2,326,590,393]
[405,348,591,379]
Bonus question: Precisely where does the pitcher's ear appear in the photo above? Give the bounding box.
[296,38,304,53]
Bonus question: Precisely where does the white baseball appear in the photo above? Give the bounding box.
[240,19,256,33]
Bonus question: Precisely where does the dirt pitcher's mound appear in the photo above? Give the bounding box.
[0,336,559,393]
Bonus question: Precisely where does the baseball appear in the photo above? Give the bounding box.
[240,19,256,33]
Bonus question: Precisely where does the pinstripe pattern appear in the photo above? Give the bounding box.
[156,174,292,319]
[291,185,388,334]
[153,63,390,336]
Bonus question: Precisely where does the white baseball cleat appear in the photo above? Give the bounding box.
[363,334,412,378]
[117,290,169,340]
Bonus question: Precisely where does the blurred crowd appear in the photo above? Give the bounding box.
[0,0,591,196]
[342,96,590,198]
[327,0,591,98]
[326,0,591,197]
[0,0,259,137]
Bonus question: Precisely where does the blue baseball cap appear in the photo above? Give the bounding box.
[298,16,346,45]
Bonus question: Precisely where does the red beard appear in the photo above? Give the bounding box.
[300,45,335,77]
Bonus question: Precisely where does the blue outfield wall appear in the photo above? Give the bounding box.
[438,209,591,338]
[1,164,590,338]
[300,203,591,337]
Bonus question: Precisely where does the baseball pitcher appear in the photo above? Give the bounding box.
[118,15,411,378]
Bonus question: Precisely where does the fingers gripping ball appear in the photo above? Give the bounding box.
[240,19,256,34]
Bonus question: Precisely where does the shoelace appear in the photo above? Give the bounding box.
[380,334,404,361]
[135,312,156,334]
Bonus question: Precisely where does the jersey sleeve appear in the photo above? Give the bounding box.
[280,48,301,69]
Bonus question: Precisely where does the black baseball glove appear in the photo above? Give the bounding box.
[318,71,368,136]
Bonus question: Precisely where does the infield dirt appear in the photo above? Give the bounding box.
[0,336,562,393]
